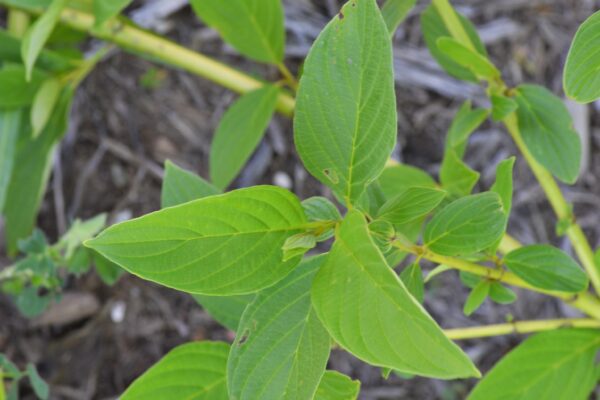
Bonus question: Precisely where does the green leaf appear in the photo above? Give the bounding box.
[92,251,123,286]
[31,78,62,138]
[424,192,507,256]
[490,157,515,217]
[210,85,279,189]
[192,293,252,331]
[301,197,341,222]
[564,10,600,103]
[468,329,600,400]
[440,150,479,197]
[121,341,229,400]
[21,0,69,81]
[0,65,46,108]
[490,94,518,122]
[463,280,490,316]
[381,0,417,36]
[4,89,73,254]
[228,256,330,400]
[421,4,487,82]
[16,287,51,317]
[59,214,106,259]
[26,364,48,400]
[368,219,395,253]
[425,264,452,283]
[377,187,446,226]
[446,102,489,156]
[281,233,317,261]
[488,282,516,305]
[189,0,285,64]
[378,164,437,199]
[436,37,499,81]
[459,271,481,289]
[0,109,23,212]
[161,160,219,208]
[86,186,307,295]
[400,262,424,303]
[312,210,479,379]
[314,371,360,400]
[504,244,588,293]
[160,160,250,329]
[0,29,73,73]
[514,84,581,183]
[294,0,397,205]
[93,0,132,27]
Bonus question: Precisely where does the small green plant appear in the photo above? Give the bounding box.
[2,0,600,399]
[0,354,48,400]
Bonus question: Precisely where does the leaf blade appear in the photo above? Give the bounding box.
[210,85,279,189]
[564,10,600,103]
[87,186,307,295]
[190,0,285,64]
[504,244,588,293]
[121,341,229,400]
[227,256,330,400]
[294,0,397,205]
[312,210,479,379]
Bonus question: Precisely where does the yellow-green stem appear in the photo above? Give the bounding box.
[13,6,296,117]
[504,115,600,294]
[391,240,600,319]
[445,318,600,340]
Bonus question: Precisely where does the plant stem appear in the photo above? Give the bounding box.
[391,240,600,319]
[9,5,296,117]
[277,63,299,91]
[503,115,600,295]
[498,233,521,254]
[445,318,600,340]
[7,8,29,36]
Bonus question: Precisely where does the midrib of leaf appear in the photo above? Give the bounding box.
[184,378,226,400]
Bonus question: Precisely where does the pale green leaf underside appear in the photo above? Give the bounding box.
[564,10,600,103]
[189,0,285,64]
[121,341,229,400]
[312,210,479,379]
[87,186,307,295]
[228,256,330,400]
[468,329,600,400]
[504,244,588,293]
[161,160,219,208]
[424,192,506,256]
[294,0,397,205]
[514,84,581,184]
[314,371,360,400]
[210,85,279,189]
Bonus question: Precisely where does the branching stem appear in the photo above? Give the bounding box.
[391,240,600,319]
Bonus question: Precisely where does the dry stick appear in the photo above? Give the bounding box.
[391,240,600,320]
[444,318,600,340]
